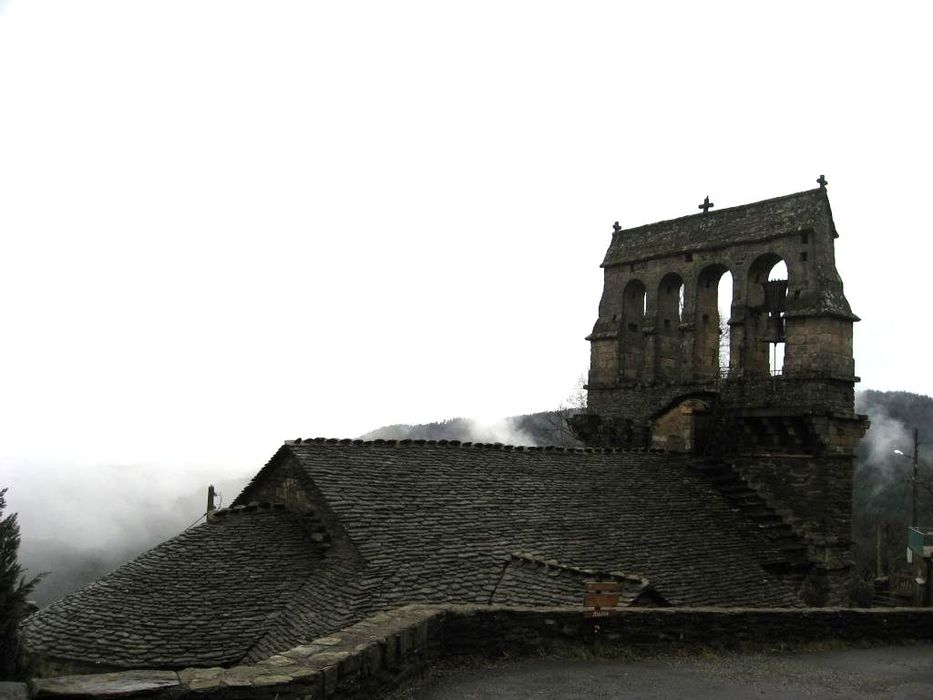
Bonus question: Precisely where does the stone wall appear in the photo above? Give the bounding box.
[579,376,863,454]
[240,457,316,514]
[235,453,360,557]
[29,657,122,679]
[26,605,933,700]
[587,376,859,436]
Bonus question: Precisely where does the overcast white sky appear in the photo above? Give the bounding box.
[2,2,932,544]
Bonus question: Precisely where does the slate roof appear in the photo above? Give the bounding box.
[24,439,804,671]
[21,504,325,670]
[240,547,375,664]
[602,188,835,267]
[241,439,802,613]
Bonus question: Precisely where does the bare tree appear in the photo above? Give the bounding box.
[540,374,587,447]
[719,317,731,373]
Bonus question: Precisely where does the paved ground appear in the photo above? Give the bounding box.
[385,645,933,699]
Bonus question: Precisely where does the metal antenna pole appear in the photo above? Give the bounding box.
[913,428,919,528]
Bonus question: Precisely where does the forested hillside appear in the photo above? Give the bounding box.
[853,391,933,580]
[358,410,582,447]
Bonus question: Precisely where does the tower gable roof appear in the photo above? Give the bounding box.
[603,188,835,266]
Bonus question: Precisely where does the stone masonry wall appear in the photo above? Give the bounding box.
[589,377,858,435]
[241,457,315,514]
[582,376,862,453]
[27,605,933,700]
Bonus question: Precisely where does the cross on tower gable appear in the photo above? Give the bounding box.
[698,196,714,213]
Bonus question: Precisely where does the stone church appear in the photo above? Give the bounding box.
[21,184,866,675]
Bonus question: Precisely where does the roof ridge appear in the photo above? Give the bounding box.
[508,552,650,586]
[285,436,674,455]
[611,187,827,236]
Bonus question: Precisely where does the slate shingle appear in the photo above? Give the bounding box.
[245,440,803,612]
[21,506,323,669]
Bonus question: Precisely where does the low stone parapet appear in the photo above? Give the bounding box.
[28,606,933,699]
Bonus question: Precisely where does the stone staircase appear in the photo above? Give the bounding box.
[691,460,812,589]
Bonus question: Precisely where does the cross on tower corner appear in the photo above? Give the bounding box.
[817,174,828,188]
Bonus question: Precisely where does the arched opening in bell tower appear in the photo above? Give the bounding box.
[766,260,788,375]
[719,271,734,371]
[694,264,734,379]
[620,280,647,380]
[745,254,789,377]
[656,273,685,380]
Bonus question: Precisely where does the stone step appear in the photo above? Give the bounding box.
[745,509,784,523]
[764,562,811,577]
[694,465,732,478]
[778,542,808,555]
[717,482,752,494]
[727,494,762,507]
[759,527,800,549]
[766,530,801,543]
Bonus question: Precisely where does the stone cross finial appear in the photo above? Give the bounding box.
[698,196,714,214]
[817,174,828,188]
[613,221,621,233]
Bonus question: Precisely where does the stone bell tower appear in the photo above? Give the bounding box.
[571,183,868,605]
